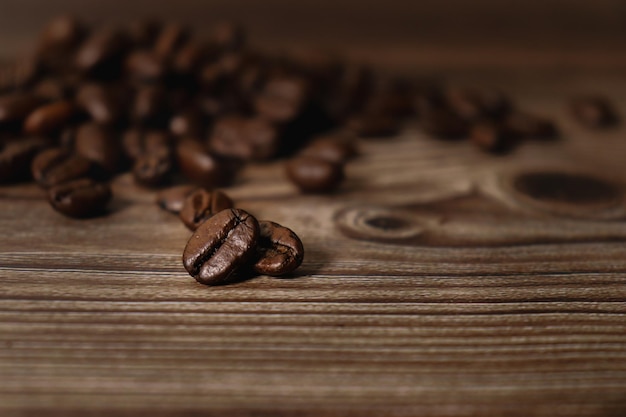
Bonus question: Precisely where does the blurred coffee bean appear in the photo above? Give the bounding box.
[208,116,279,161]
[420,108,469,139]
[122,130,174,186]
[179,188,234,230]
[31,147,94,188]
[176,138,236,188]
[127,19,161,48]
[0,93,43,124]
[211,22,245,51]
[172,41,210,77]
[125,50,167,84]
[122,128,171,161]
[76,83,124,125]
[254,76,309,123]
[153,23,190,59]
[156,184,199,213]
[0,137,48,182]
[505,112,558,140]
[48,178,111,218]
[133,152,173,187]
[300,132,357,163]
[74,28,128,75]
[74,122,123,174]
[23,100,76,135]
[346,113,401,138]
[570,96,618,128]
[37,16,86,52]
[169,108,207,138]
[469,121,518,154]
[286,155,344,193]
[132,85,169,126]
[0,58,40,93]
[32,78,72,101]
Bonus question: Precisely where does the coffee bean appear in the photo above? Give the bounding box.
[32,78,72,101]
[254,76,309,123]
[76,83,125,125]
[211,22,245,52]
[0,137,48,182]
[0,58,40,93]
[469,121,518,154]
[286,155,344,193]
[23,100,76,135]
[133,152,173,187]
[420,108,469,139]
[48,178,112,218]
[37,16,86,51]
[169,108,206,137]
[0,93,43,124]
[31,147,94,188]
[570,96,618,128]
[172,41,210,77]
[208,116,279,161]
[253,220,304,276]
[153,23,190,59]
[127,19,161,48]
[74,29,128,74]
[505,112,558,140]
[122,129,171,161]
[179,188,234,230]
[346,113,401,138]
[176,139,236,187]
[300,133,357,163]
[183,208,259,285]
[132,85,169,126]
[125,50,167,84]
[74,122,123,174]
[156,184,199,213]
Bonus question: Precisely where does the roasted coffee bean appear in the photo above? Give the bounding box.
[156,184,199,213]
[76,83,124,125]
[172,41,210,76]
[420,108,469,139]
[286,155,344,193]
[254,76,309,123]
[0,58,40,93]
[133,152,173,187]
[300,133,357,163]
[127,19,161,48]
[0,137,47,182]
[346,113,401,137]
[211,22,245,51]
[570,96,618,128]
[182,208,260,285]
[208,116,279,161]
[48,178,111,218]
[122,129,172,160]
[176,139,236,187]
[469,121,518,154]
[74,29,128,74]
[125,50,167,83]
[31,147,93,188]
[179,188,233,230]
[153,23,190,59]
[253,220,304,276]
[74,122,123,174]
[37,15,85,51]
[32,78,73,101]
[23,100,75,135]
[169,108,206,137]
[132,85,169,125]
[0,93,43,124]
[505,112,558,140]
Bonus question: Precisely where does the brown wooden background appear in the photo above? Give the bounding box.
[1,1,626,416]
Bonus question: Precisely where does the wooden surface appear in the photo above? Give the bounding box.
[2,3,626,416]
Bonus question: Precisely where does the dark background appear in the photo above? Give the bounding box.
[1,0,625,71]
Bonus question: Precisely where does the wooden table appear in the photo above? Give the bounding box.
[1,3,626,415]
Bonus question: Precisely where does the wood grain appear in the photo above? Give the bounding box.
[1,74,626,416]
[1,3,626,413]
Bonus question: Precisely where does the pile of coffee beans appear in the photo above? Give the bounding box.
[0,16,620,285]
